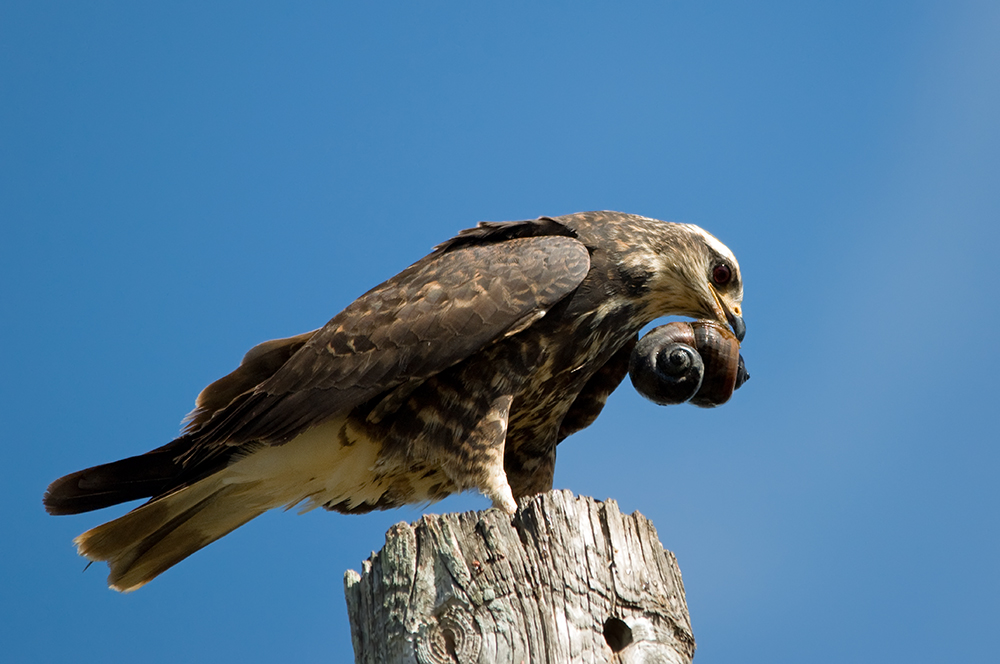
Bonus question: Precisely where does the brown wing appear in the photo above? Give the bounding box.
[186,234,591,449]
[184,330,318,431]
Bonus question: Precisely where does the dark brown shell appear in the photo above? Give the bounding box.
[629,320,748,408]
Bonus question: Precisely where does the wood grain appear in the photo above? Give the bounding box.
[345,490,694,663]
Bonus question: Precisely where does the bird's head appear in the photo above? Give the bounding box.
[620,220,745,341]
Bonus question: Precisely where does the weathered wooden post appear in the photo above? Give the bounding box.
[344,489,694,663]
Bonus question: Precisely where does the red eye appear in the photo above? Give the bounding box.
[712,264,732,286]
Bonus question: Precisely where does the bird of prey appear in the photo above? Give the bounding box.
[44,211,745,591]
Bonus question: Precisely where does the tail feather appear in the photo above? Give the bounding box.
[44,451,179,516]
[47,418,358,590]
[74,475,270,592]
[42,434,233,516]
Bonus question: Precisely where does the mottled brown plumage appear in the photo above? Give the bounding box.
[44,211,744,591]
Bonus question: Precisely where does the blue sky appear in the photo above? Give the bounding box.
[2,2,998,662]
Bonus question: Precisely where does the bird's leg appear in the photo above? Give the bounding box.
[474,394,517,514]
[483,470,517,515]
[440,394,518,515]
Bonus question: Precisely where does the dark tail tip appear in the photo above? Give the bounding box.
[45,465,146,515]
[44,450,183,516]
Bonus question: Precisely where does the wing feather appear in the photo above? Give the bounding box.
[183,330,318,431]
[188,234,591,448]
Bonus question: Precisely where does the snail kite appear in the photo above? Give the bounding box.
[44,211,745,591]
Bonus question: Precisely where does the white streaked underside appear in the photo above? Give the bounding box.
[222,417,450,513]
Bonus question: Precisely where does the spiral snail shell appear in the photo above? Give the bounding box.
[629,320,749,408]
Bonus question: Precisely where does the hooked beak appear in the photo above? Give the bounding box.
[727,308,746,343]
[711,288,745,342]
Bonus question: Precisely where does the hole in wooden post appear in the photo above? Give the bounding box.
[442,627,457,658]
[603,617,633,652]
